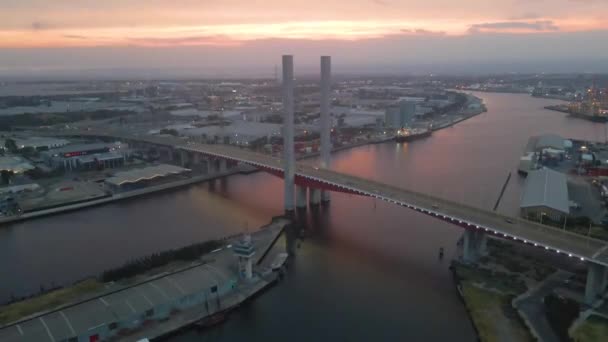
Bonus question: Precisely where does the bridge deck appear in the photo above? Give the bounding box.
[45,130,608,266]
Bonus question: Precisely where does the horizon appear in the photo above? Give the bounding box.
[1,0,608,79]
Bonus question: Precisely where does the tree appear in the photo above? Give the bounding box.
[4,138,17,152]
[20,146,37,157]
[1,170,14,185]
[159,128,179,136]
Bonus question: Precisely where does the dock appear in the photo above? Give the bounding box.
[0,218,288,342]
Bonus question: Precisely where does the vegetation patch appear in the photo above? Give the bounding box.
[101,240,223,282]
[572,314,608,342]
[461,282,533,342]
[0,279,102,326]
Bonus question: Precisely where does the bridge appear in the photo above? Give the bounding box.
[40,127,608,304]
[38,55,608,305]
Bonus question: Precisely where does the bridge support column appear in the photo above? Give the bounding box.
[475,231,488,256]
[296,186,308,209]
[180,150,189,168]
[321,190,330,203]
[310,188,321,206]
[192,153,201,166]
[463,230,474,263]
[201,159,209,174]
[320,56,332,203]
[219,159,227,173]
[282,55,296,213]
[585,263,608,305]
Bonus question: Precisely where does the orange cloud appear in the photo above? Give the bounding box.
[0,18,606,48]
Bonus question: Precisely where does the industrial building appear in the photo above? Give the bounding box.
[180,121,282,146]
[525,134,571,153]
[385,100,416,128]
[13,137,69,150]
[41,142,130,171]
[105,164,190,191]
[520,168,570,222]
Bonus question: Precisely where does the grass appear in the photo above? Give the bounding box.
[572,314,608,342]
[454,263,527,294]
[462,282,533,342]
[0,279,102,326]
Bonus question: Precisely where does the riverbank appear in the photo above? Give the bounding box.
[0,165,255,226]
[451,238,557,342]
[545,104,608,122]
[0,217,289,341]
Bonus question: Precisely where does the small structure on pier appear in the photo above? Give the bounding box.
[233,234,256,279]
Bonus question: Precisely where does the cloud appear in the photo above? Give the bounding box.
[31,21,51,30]
[508,13,541,20]
[127,35,240,47]
[371,0,389,5]
[468,20,559,33]
[63,34,87,39]
[400,28,446,36]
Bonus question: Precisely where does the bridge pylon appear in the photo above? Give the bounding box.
[320,56,332,203]
[282,55,296,213]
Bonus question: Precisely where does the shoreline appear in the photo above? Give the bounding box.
[0,166,251,226]
[545,105,608,123]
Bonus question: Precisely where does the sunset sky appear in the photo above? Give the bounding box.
[1,0,607,77]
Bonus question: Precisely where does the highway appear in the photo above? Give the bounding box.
[43,129,608,267]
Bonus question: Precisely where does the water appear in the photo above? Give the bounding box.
[0,93,604,340]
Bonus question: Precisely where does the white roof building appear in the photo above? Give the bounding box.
[105,164,190,187]
[521,169,569,215]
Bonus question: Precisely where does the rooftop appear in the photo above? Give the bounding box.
[105,164,189,186]
[45,143,112,155]
[521,168,570,215]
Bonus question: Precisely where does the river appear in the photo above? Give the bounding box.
[0,92,604,341]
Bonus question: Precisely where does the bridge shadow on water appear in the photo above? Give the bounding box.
[287,204,331,257]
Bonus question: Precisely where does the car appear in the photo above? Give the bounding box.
[504,218,514,224]
[432,204,439,210]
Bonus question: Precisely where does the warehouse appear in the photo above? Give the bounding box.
[520,168,570,222]
[105,164,190,191]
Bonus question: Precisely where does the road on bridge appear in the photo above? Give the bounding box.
[43,129,608,267]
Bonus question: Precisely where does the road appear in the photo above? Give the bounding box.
[514,270,573,342]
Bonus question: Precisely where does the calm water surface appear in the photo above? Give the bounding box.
[0,93,604,341]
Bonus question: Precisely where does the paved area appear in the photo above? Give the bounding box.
[514,270,573,342]
[0,264,232,342]
[568,177,606,224]
[44,129,608,266]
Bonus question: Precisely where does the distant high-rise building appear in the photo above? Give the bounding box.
[385,100,416,128]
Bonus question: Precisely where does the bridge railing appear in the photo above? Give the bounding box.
[309,166,607,253]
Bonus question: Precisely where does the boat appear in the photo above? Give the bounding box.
[395,127,432,142]
[271,252,289,271]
